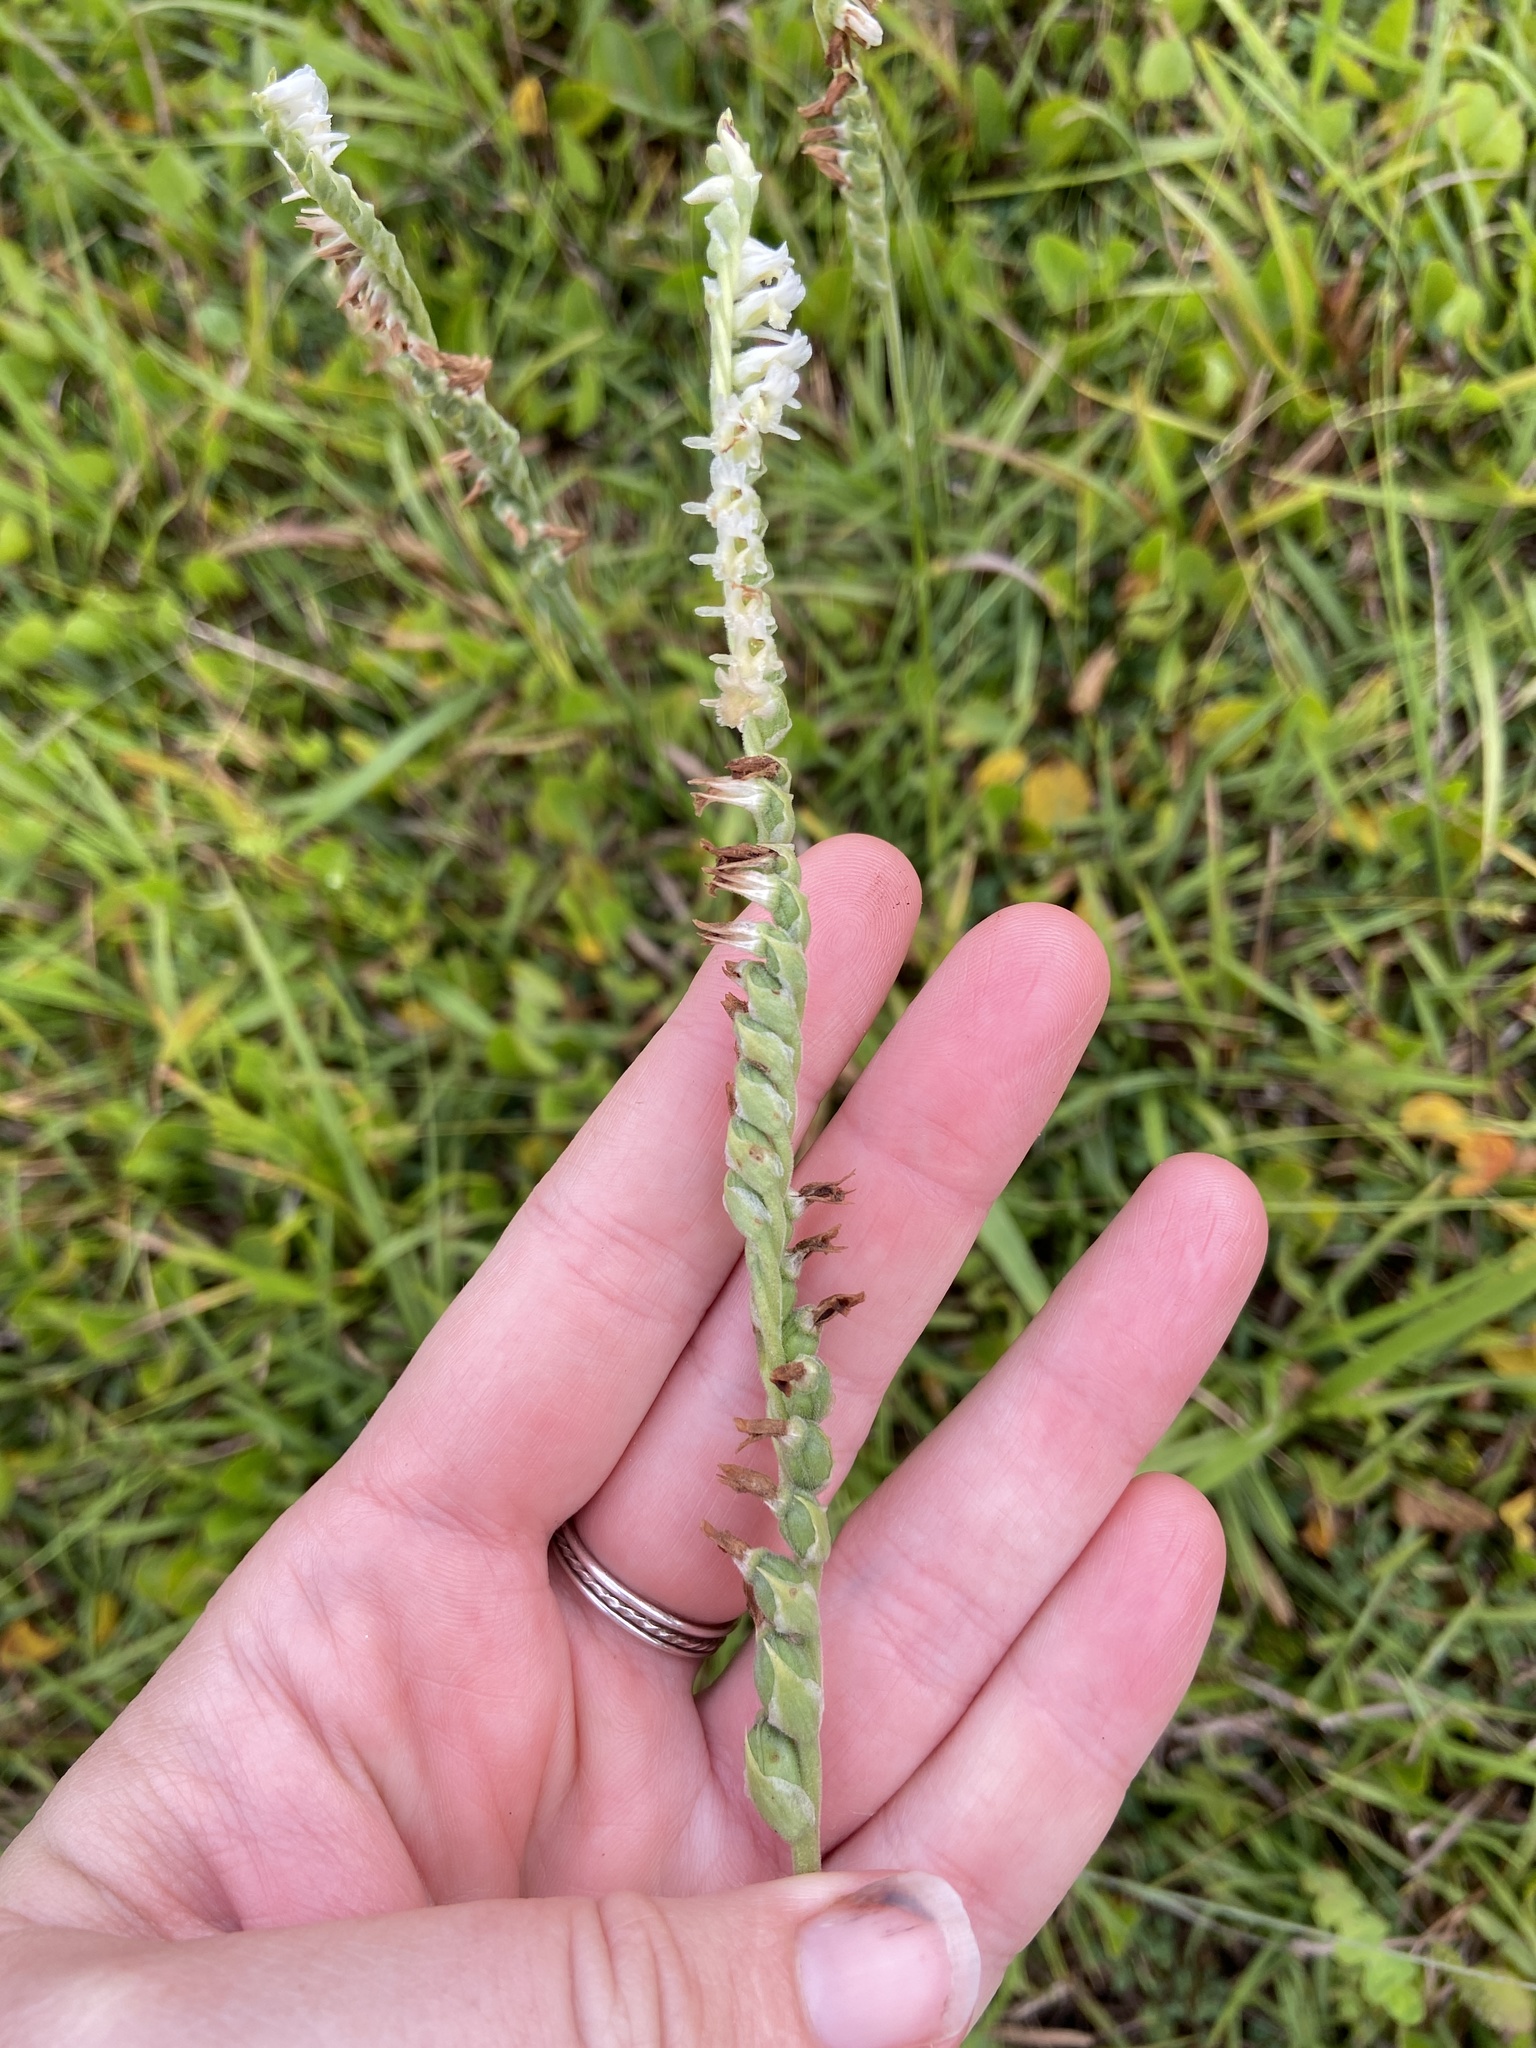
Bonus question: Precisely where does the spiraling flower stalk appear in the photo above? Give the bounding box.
[684,113,857,1877]
[800,1,929,741]
[800,0,892,302]
[252,67,575,565]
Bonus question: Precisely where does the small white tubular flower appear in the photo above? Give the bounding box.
[734,331,811,391]
[733,240,806,332]
[711,111,761,192]
[294,205,349,255]
[683,112,810,749]
[835,0,884,46]
[688,772,776,817]
[738,238,796,286]
[682,173,734,208]
[254,66,348,190]
[693,915,768,956]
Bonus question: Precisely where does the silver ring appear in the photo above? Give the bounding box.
[551,1519,737,1659]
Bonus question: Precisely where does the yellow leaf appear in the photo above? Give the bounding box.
[1070,867,1122,970]
[1499,1487,1535,1554]
[1190,695,1265,754]
[1301,1498,1340,1557]
[0,1617,66,1669]
[510,76,548,136]
[89,1591,122,1651]
[1476,1329,1536,1375]
[1400,1091,1470,1142]
[1328,804,1382,853]
[159,982,228,1065]
[1451,1130,1518,1198]
[393,1000,444,1036]
[1022,758,1094,830]
[973,746,1028,792]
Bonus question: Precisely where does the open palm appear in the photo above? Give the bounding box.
[0,838,1266,2037]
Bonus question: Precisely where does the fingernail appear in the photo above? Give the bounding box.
[797,1873,981,2048]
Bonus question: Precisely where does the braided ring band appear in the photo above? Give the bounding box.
[551,1519,737,1659]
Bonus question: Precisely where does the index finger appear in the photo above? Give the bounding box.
[343,835,920,1539]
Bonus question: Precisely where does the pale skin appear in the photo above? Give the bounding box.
[0,837,1269,2044]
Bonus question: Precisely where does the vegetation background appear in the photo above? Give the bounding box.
[2,0,1536,2037]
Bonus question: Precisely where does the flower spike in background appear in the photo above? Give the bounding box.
[684,111,850,1877]
[801,0,892,302]
[252,66,567,563]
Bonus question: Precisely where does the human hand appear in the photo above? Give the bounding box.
[0,837,1267,2046]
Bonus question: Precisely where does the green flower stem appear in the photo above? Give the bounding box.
[684,113,851,1876]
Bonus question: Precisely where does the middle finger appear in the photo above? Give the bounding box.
[576,903,1109,1620]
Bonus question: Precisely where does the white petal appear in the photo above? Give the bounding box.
[256,64,348,166]
[837,0,884,46]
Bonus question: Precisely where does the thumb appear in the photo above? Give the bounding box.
[6,1870,983,2048]
[560,1871,983,2048]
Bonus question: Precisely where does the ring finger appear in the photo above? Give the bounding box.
[700,1151,1266,1834]
[826,1473,1227,2007]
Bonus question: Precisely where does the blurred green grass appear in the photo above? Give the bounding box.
[2,0,1536,2038]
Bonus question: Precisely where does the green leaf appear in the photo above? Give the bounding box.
[1030,231,1094,313]
[180,553,245,604]
[141,145,204,224]
[57,447,117,493]
[1313,97,1355,155]
[1413,257,1458,333]
[1099,235,1138,292]
[580,20,697,128]
[2,611,57,668]
[1459,1968,1536,2043]
[1025,95,1095,168]
[1369,0,1414,60]
[277,687,488,833]
[584,20,659,116]
[1301,1868,1425,2025]
[1137,36,1195,102]
[969,64,1010,163]
[1446,84,1525,174]
[978,1198,1050,1316]
[548,78,612,138]
[553,126,602,204]
[0,511,32,564]
[1311,1245,1536,1411]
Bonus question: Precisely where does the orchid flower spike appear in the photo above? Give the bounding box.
[684,113,850,1883]
[252,65,558,562]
